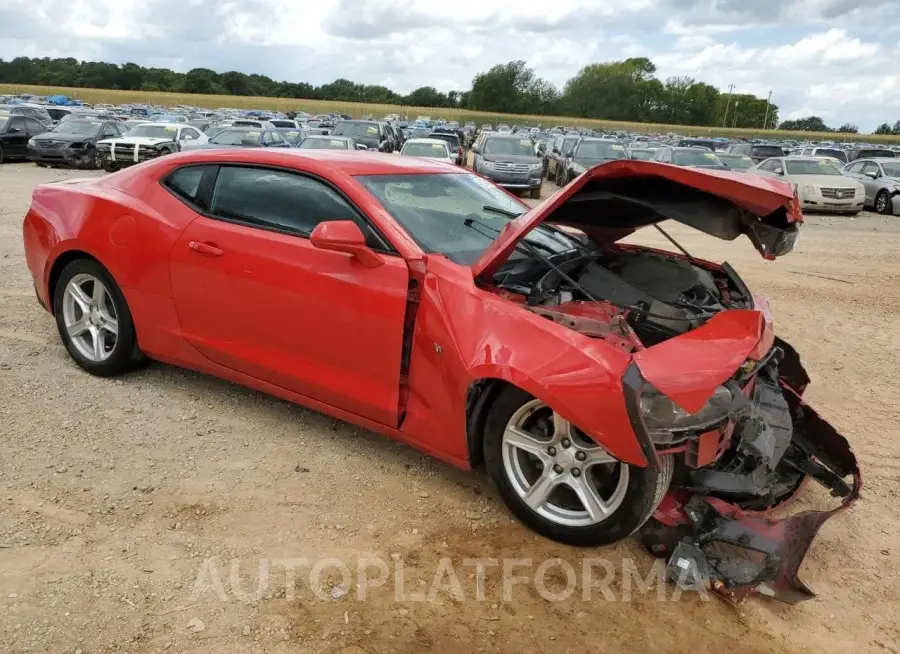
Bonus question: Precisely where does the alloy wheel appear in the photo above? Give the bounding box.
[61,273,119,362]
[501,399,629,527]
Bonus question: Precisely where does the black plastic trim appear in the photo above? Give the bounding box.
[622,362,660,470]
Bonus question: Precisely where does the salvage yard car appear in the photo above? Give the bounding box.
[97,123,207,172]
[0,110,49,163]
[841,157,900,215]
[400,138,455,164]
[557,138,630,185]
[21,153,858,604]
[473,134,544,198]
[751,156,864,214]
[27,119,126,169]
[297,135,360,150]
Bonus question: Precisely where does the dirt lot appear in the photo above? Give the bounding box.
[0,162,898,654]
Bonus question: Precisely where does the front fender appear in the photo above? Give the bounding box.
[400,256,647,467]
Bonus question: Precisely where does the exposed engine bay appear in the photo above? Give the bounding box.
[498,245,752,348]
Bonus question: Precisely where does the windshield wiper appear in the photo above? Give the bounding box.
[482,204,523,218]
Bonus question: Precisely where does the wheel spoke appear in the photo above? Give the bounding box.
[90,326,105,361]
[580,446,617,468]
[504,425,551,461]
[67,283,92,311]
[568,475,611,522]
[92,280,107,306]
[522,467,561,510]
[101,316,118,336]
[551,410,573,443]
[66,317,90,338]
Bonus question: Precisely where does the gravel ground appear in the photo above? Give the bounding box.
[0,162,898,654]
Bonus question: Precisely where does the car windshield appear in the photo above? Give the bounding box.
[575,141,628,160]
[124,124,178,138]
[332,122,380,142]
[673,150,727,166]
[279,130,304,145]
[881,162,900,177]
[718,154,754,169]
[431,134,460,148]
[53,120,102,135]
[483,138,535,157]
[816,148,847,162]
[785,160,841,175]
[630,149,654,161]
[269,120,294,128]
[403,142,449,158]
[561,138,579,154]
[211,129,261,145]
[752,145,785,158]
[356,173,579,265]
[298,137,348,150]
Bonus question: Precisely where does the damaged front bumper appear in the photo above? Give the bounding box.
[636,341,860,604]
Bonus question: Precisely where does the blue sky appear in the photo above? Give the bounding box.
[1,0,898,131]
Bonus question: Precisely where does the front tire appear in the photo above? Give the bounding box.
[53,259,145,377]
[483,387,673,547]
[875,189,893,215]
[529,186,541,200]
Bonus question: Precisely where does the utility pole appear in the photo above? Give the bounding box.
[722,84,735,127]
[732,100,740,128]
[762,90,772,129]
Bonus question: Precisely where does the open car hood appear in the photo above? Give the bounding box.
[473,160,803,279]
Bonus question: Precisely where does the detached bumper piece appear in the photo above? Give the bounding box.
[640,347,861,604]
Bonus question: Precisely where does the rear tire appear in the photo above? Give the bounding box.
[529,186,541,200]
[52,259,146,377]
[0,145,5,164]
[482,386,673,547]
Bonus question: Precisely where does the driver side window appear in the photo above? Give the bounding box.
[860,162,879,177]
[208,166,390,250]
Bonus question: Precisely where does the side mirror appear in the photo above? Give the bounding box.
[472,145,480,153]
[356,143,368,150]
[8,127,20,133]
[310,221,383,268]
[774,168,784,175]
[865,171,879,179]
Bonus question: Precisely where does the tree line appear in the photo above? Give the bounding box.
[0,55,781,128]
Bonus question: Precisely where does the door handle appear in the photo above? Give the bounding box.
[188,241,223,256]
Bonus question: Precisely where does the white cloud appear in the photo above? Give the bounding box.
[1,0,898,130]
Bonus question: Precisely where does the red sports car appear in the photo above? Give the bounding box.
[22,151,858,602]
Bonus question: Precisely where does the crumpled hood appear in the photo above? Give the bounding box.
[473,160,803,279]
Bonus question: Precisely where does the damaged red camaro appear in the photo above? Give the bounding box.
[22,152,859,603]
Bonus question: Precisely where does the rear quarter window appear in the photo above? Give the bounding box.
[163,165,215,209]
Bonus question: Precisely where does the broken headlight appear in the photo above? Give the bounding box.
[640,385,733,433]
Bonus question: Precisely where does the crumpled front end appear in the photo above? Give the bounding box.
[97,140,175,169]
[637,339,860,603]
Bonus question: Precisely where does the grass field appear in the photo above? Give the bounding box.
[3,83,897,144]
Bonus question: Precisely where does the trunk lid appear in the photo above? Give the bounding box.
[472,160,802,279]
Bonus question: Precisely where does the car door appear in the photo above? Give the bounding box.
[858,161,880,203]
[168,164,410,427]
[5,117,30,156]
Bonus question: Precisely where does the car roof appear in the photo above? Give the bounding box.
[404,138,449,146]
[153,148,462,176]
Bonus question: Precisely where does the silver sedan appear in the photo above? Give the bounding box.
[841,157,900,215]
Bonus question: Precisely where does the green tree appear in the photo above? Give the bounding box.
[874,123,893,135]
[836,123,858,133]
[181,68,222,95]
[221,71,251,96]
[779,116,830,132]
[468,61,558,115]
